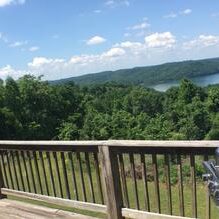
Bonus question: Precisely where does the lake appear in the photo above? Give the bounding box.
[151,72,219,92]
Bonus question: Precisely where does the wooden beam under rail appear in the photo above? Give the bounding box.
[1,188,107,214]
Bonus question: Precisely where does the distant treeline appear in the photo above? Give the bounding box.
[0,75,219,140]
[52,57,219,86]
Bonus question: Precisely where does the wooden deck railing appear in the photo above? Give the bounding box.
[0,140,218,219]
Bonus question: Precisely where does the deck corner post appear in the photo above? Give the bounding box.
[99,145,123,219]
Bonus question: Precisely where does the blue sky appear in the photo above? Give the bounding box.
[1,0,219,80]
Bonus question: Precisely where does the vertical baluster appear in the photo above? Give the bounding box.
[15,151,25,191]
[61,152,70,199]
[190,154,197,218]
[10,151,20,190]
[0,152,3,197]
[27,151,37,193]
[129,153,139,210]
[39,151,49,196]
[164,154,172,215]
[5,151,14,189]
[152,154,161,213]
[20,151,31,192]
[177,154,184,216]
[68,152,78,200]
[118,153,129,208]
[76,152,87,202]
[53,152,63,198]
[85,152,95,203]
[0,152,8,188]
[46,151,56,197]
[93,152,104,204]
[140,153,150,212]
[204,155,211,219]
[33,151,43,194]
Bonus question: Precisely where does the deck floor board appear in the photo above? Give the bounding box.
[0,199,97,219]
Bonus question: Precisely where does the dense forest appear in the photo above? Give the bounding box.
[52,57,219,86]
[0,75,219,141]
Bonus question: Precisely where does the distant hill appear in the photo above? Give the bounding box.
[50,57,219,86]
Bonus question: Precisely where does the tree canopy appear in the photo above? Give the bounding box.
[0,75,218,140]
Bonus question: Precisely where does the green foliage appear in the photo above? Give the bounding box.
[0,74,218,141]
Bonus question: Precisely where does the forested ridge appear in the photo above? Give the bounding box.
[1,75,219,140]
[51,57,219,86]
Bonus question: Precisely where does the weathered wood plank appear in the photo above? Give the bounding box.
[0,199,98,219]
[20,151,31,192]
[93,152,104,204]
[77,152,87,202]
[177,154,184,217]
[1,188,107,214]
[5,152,14,189]
[53,152,64,198]
[140,153,150,212]
[68,152,78,200]
[0,152,8,189]
[118,153,129,208]
[0,153,4,198]
[27,151,37,193]
[204,155,211,219]
[164,154,172,215]
[129,153,139,210]
[122,208,195,219]
[46,152,56,197]
[0,140,218,148]
[99,146,123,219]
[85,152,95,203]
[10,151,19,190]
[190,154,197,218]
[33,151,43,194]
[15,151,25,191]
[60,152,70,199]
[152,154,161,213]
[39,151,49,196]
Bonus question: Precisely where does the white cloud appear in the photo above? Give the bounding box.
[102,47,126,58]
[9,41,27,47]
[114,41,142,50]
[183,35,219,49]
[4,30,219,81]
[105,0,130,8]
[164,8,192,19]
[29,46,39,52]
[94,9,101,13]
[180,9,192,15]
[86,36,106,45]
[163,12,177,19]
[126,19,151,38]
[130,22,150,30]
[70,55,98,65]
[28,57,65,68]
[0,0,25,7]
[105,0,114,6]
[145,32,176,48]
[0,65,27,79]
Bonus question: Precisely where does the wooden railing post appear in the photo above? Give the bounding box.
[0,152,4,199]
[99,146,123,219]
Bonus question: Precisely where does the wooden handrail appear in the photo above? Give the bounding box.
[0,140,216,219]
[0,140,218,147]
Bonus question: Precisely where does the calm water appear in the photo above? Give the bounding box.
[151,72,219,92]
